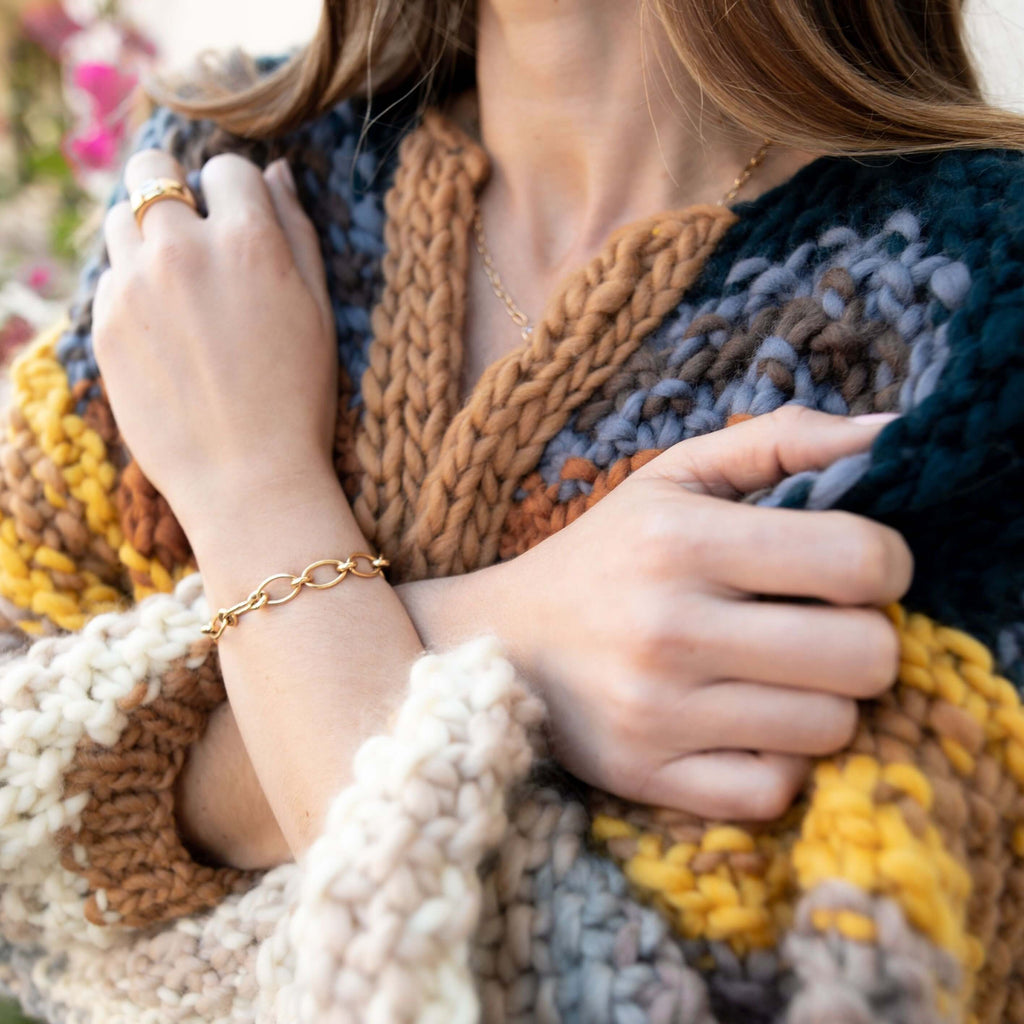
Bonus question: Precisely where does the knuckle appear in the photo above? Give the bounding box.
[124,148,164,180]
[603,750,655,800]
[631,496,714,576]
[103,201,130,237]
[218,215,281,259]
[632,496,681,549]
[145,234,196,274]
[767,403,816,433]
[887,531,915,597]
[605,678,657,740]
[202,151,252,177]
[626,601,678,669]
[91,271,113,322]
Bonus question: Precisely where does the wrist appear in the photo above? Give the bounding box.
[185,471,369,613]
[174,457,341,548]
[398,559,536,672]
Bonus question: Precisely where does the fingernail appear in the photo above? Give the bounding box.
[851,413,900,425]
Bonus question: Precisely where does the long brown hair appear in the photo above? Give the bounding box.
[150,0,1024,153]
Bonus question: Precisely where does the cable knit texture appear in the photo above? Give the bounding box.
[1,77,1023,1024]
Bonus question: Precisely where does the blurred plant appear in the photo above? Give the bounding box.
[0,0,158,365]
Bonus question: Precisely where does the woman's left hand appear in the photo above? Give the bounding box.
[93,148,337,538]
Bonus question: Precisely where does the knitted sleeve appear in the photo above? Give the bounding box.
[0,572,543,1022]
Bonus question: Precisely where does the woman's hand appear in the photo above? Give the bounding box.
[93,147,427,859]
[403,406,913,821]
[92,148,336,536]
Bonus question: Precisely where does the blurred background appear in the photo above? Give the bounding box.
[0,0,1022,1020]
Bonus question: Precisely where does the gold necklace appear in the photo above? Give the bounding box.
[473,138,773,341]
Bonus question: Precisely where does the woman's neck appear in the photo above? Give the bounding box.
[466,0,815,287]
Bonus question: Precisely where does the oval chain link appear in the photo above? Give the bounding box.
[202,553,389,639]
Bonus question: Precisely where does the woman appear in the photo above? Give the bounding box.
[1,0,1022,1020]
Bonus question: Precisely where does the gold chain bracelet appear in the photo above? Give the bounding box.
[202,553,389,640]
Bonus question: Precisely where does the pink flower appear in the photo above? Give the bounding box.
[24,263,55,294]
[65,121,126,172]
[72,62,138,122]
[20,1,83,57]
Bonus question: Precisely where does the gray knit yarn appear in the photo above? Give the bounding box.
[474,781,718,1024]
[0,940,73,1024]
[534,210,970,506]
[784,881,962,1024]
[679,939,792,1024]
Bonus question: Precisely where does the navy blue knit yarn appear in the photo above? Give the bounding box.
[803,152,1024,652]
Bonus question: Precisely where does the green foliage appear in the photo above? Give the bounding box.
[0,1000,36,1024]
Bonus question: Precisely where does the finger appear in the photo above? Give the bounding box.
[123,149,199,237]
[92,268,114,331]
[200,152,279,226]
[641,405,898,498]
[103,201,141,269]
[639,750,810,820]
[264,159,332,329]
[694,601,900,698]
[670,683,858,756]
[688,501,913,605]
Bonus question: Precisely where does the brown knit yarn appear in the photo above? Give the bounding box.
[332,374,363,502]
[576,270,905,437]
[352,111,490,557]
[848,685,1024,1024]
[397,204,735,579]
[72,381,121,452]
[350,113,735,580]
[58,641,253,928]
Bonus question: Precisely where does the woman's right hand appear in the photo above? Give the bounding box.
[182,407,912,870]
[403,405,913,821]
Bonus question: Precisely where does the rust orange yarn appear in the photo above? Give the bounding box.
[117,460,193,592]
[500,450,661,558]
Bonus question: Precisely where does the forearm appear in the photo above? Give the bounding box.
[174,700,291,869]
[187,473,424,859]
[175,560,513,870]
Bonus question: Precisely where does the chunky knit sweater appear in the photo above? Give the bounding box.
[1,83,1023,1024]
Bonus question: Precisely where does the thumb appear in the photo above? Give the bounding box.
[638,406,898,498]
[264,159,333,331]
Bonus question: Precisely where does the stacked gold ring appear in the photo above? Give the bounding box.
[129,177,198,228]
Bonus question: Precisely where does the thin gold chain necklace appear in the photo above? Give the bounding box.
[473,139,772,341]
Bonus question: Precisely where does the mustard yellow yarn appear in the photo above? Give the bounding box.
[591,816,795,952]
[593,605,1024,1015]
[0,326,123,631]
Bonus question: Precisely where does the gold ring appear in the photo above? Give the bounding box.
[129,177,198,228]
